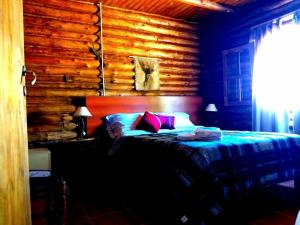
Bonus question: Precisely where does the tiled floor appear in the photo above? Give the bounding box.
[67,196,299,225]
[67,194,145,225]
[248,207,299,225]
[65,181,300,225]
[237,182,300,225]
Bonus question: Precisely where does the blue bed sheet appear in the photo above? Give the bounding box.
[111,130,300,225]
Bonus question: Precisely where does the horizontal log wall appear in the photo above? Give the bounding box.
[102,6,204,96]
[24,0,100,142]
[24,2,205,142]
[208,2,300,131]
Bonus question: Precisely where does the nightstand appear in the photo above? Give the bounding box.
[29,138,100,178]
[47,138,106,195]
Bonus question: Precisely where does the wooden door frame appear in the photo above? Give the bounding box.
[0,0,31,224]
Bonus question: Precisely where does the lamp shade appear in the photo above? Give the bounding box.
[205,104,218,112]
[74,106,92,117]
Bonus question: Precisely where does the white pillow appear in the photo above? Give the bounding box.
[156,112,194,128]
[105,113,142,138]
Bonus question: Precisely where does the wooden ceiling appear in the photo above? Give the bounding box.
[101,0,256,21]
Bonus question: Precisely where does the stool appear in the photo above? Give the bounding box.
[30,171,68,225]
[29,148,51,171]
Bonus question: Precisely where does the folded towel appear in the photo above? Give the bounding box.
[176,132,199,141]
[177,127,222,141]
[195,127,222,139]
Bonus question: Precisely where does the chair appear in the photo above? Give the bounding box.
[30,171,68,225]
[29,148,68,225]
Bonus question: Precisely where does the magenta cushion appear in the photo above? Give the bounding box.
[156,115,175,129]
[137,111,161,132]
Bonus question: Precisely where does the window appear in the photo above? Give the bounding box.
[223,44,254,106]
[252,22,300,133]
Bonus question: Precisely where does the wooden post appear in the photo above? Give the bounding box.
[0,0,31,224]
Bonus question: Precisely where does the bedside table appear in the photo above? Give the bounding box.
[29,138,101,175]
[47,138,106,193]
[63,137,96,143]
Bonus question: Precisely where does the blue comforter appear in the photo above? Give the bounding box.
[111,130,300,224]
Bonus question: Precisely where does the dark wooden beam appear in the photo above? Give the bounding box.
[175,0,233,12]
[228,0,300,32]
[203,0,300,35]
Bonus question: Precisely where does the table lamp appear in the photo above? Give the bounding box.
[74,106,92,138]
[205,103,218,112]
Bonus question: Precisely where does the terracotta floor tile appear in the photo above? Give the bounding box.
[67,206,89,223]
[66,183,300,225]
[89,210,140,223]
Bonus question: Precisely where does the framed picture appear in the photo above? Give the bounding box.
[133,56,160,91]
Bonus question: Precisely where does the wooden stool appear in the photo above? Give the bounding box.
[30,171,68,225]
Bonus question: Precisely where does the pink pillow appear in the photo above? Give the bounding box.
[156,114,175,129]
[131,114,143,129]
[137,111,161,132]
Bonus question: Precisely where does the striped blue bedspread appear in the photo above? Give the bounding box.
[113,131,300,224]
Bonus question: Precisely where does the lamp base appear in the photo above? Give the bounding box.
[203,112,218,127]
[75,117,87,139]
[79,129,87,139]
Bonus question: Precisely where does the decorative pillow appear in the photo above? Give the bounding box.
[131,114,143,129]
[137,111,161,133]
[156,114,175,129]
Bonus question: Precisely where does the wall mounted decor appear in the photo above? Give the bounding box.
[133,56,160,91]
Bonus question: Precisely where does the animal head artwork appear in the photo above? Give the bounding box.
[141,63,154,86]
[134,56,160,91]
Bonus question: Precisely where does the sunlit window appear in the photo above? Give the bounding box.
[252,23,300,112]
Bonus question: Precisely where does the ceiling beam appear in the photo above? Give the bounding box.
[175,0,233,12]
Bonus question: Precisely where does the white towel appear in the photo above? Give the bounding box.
[195,127,222,140]
[176,132,199,141]
[177,127,222,141]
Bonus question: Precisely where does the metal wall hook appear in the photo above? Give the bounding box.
[21,65,37,96]
[31,71,37,85]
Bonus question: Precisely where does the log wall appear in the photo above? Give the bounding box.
[24,1,204,142]
[208,1,300,131]
[102,6,203,96]
[24,0,101,142]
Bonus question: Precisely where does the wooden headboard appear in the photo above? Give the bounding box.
[86,96,202,137]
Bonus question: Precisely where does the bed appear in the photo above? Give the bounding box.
[86,96,300,225]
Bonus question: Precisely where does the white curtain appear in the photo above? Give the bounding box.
[252,14,300,133]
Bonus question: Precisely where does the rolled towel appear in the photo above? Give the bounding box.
[195,127,222,138]
[177,132,199,141]
[195,127,222,141]
[177,127,222,141]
